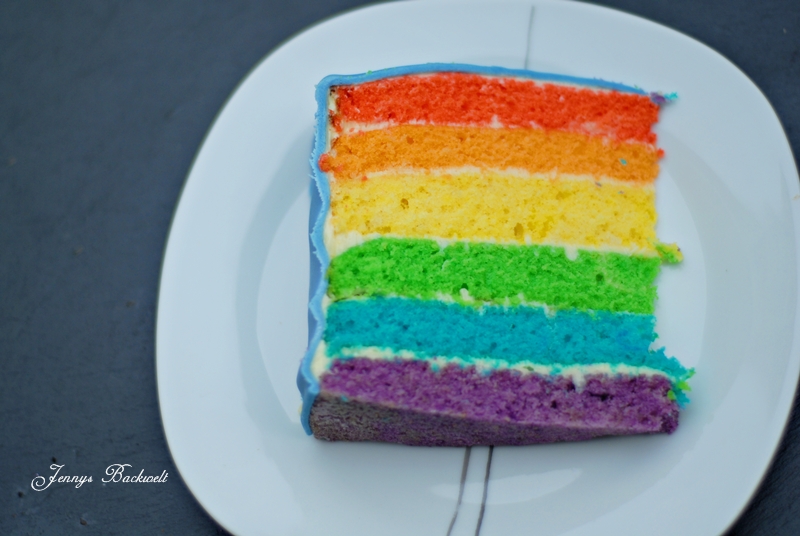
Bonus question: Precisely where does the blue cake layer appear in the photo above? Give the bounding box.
[324,297,687,377]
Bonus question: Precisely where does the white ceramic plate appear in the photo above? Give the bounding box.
[156,1,800,534]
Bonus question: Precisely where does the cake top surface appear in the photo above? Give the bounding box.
[314,63,650,98]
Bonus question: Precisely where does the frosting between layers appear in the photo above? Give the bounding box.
[312,342,679,391]
[324,227,662,261]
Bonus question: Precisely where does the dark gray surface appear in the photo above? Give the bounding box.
[1,0,798,534]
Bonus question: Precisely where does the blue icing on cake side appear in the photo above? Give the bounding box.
[297,63,662,435]
[296,76,333,434]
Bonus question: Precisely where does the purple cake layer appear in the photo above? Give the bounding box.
[310,358,678,446]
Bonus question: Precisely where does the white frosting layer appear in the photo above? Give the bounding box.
[311,345,674,391]
[331,166,654,189]
[323,227,658,260]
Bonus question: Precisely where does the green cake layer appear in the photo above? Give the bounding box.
[328,237,661,314]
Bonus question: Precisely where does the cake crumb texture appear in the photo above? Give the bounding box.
[311,359,677,446]
[328,238,660,314]
[325,125,660,183]
[333,72,659,144]
[330,170,657,251]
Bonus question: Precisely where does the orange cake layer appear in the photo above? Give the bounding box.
[321,124,660,183]
[333,72,659,144]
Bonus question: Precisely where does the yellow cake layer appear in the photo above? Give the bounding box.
[330,170,657,252]
[324,124,659,183]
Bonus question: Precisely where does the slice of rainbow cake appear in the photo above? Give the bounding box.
[298,64,691,446]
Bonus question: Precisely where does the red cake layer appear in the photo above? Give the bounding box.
[333,72,659,144]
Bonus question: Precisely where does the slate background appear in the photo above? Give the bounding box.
[1,0,798,534]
